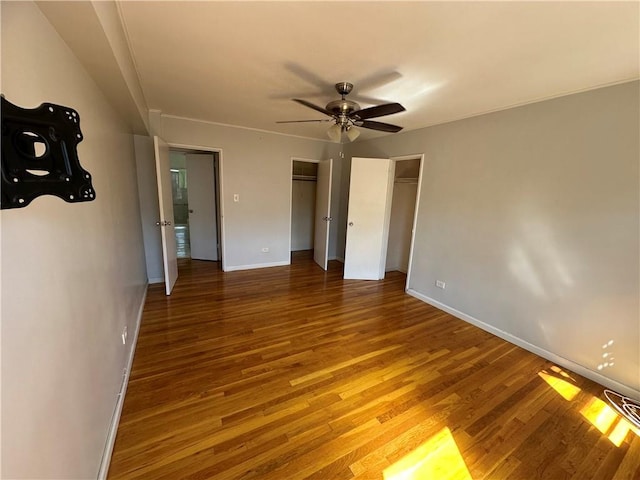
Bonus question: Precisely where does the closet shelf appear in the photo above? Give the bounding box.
[292,174,317,182]
[395,177,418,184]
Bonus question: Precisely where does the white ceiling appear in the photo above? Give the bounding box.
[117,1,639,141]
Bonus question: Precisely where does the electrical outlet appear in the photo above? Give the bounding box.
[261,247,269,253]
[121,326,128,345]
[436,280,446,289]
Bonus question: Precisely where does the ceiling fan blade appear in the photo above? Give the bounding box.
[355,70,402,92]
[285,62,331,90]
[276,119,331,124]
[349,94,390,105]
[359,120,403,133]
[270,91,324,100]
[351,102,405,120]
[293,99,333,117]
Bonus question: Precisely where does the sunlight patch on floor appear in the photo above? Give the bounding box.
[550,364,576,381]
[538,370,581,400]
[608,417,634,447]
[383,427,472,480]
[580,397,618,435]
[539,366,639,447]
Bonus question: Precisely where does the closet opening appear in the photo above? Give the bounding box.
[290,159,318,263]
[385,157,421,275]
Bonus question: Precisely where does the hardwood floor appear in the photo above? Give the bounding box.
[108,252,640,479]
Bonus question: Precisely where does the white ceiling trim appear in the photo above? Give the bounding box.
[160,112,337,143]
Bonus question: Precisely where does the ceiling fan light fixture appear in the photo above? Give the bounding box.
[327,123,342,142]
[346,126,360,142]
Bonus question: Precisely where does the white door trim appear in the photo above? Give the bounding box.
[390,153,425,292]
[168,142,226,271]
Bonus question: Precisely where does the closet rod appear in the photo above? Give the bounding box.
[292,174,317,182]
[394,177,418,184]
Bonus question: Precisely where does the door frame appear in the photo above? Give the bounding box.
[288,156,320,259]
[390,153,425,292]
[168,142,226,271]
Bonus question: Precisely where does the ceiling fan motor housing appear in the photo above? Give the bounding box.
[326,99,360,116]
[327,82,360,121]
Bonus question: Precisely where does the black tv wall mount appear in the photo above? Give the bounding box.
[1,96,95,209]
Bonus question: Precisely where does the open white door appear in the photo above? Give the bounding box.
[313,158,333,270]
[186,153,218,261]
[154,136,178,295]
[343,157,395,280]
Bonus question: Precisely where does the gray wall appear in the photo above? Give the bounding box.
[291,180,316,251]
[386,182,417,272]
[349,81,639,396]
[1,2,147,478]
[134,135,164,283]
[157,115,343,270]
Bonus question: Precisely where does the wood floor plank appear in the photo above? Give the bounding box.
[108,252,640,479]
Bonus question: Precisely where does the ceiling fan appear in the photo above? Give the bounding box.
[277,82,405,142]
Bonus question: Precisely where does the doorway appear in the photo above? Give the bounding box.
[385,158,421,274]
[291,160,317,256]
[168,148,222,265]
[343,154,423,286]
[169,152,190,258]
[289,158,333,270]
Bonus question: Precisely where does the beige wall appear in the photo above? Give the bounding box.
[350,81,639,396]
[158,115,343,270]
[1,3,147,478]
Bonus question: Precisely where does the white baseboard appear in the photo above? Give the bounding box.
[406,288,640,400]
[97,284,148,480]
[385,267,408,274]
[224,260,290,272]
[335,257,345,263]
[148,276,163,284]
